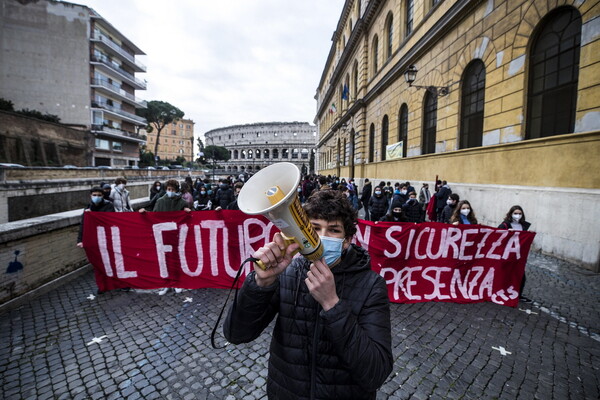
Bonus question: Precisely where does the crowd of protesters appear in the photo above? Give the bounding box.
[77,172,532,301]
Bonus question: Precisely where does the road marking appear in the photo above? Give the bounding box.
[87,294,96,300]
[184,297,193,303]
[492,346,511,356]
[87,335,108,346]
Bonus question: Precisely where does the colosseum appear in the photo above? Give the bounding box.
[204,122,317,174]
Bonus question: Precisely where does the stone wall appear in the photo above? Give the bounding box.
[0,110,92,166]
[0,210,87,305]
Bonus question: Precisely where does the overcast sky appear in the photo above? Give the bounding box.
[74,0,344,142]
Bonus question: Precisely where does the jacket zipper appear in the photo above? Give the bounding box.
[310,305,321,400]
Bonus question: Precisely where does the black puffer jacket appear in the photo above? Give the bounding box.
[224,244,393,399]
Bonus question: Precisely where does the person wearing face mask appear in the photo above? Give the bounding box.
[194,186,213,210]
[402,191,423,223]
[215,180,235,210]
[101,183,112,201]
[380,199,407,222]
[224,189,392,400]
[77,187,115,248]
[147,180,165,211]
[110,177,132,212]
[440,193,460,223]
[498,205,530,231]
[139,180,191,295]
[498,205,532,302]
[368,186,389,222]
[450,200,478,225]
[139,179,191,213]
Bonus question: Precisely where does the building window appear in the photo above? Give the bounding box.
[234,150,238,159]
[368,123,375,162]
[301,148,309,160]
[112,141,122,152]
[272,148,279,159]
[282,149,289,159]
[398,103,408,158]
[95,139,110,150]
[264,149,270,158]
[372,35,379,74]
[292,149,299,159]
[526,7,581,139]
[460,60,486,149]
[256,149,261,159]
[422,92,437,155]
[406,0,414,37]
[386,13,393,59]
[381,115,389,161]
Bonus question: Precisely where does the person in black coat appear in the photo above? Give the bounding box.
[368,186,389,222]
[224,189,393,399]
[380,199,408,222]
[215,182,235,210]
[77,187,115,247]
[498,205,532,302]
[434,180,452,221]
[402,192,423,223]
[360,178,373,220]
[440,193,460,223]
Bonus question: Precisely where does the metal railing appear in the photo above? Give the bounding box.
[91,124,145,140]
[92,100,147,125]
[91,32,146,72]
[91,78,147,107]
[90,54,147,89]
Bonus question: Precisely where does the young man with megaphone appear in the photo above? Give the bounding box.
[224,186,393,399]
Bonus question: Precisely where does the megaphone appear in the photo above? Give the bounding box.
[237,162,323,269]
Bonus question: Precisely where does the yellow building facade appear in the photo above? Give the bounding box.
[315,0,600,270]
[146,118,195,163]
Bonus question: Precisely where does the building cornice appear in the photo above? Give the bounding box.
[205,121,315,136]
[316,0,481,119]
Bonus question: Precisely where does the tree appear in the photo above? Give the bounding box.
[196,137,206,164]
[137,100,184,163]
[204,145,230,163]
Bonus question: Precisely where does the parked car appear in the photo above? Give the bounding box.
[0,163,25,168]
[160,166,170,170]
[146,166,156,170]
[62,165,78,169]
[97,166,113,169]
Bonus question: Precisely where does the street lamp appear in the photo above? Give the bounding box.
[404,64,449,97]
[207,135,216,183]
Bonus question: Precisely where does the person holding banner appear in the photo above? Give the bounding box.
[224,189,393,399]
[77,187,115,248]
[498,205,532,302]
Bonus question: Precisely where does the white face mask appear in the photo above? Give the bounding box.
[446,199,454,205]
[460,208,471,216]
[117,184,125,190]
[512,213,522,221]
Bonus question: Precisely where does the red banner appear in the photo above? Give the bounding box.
[83,211,535,307]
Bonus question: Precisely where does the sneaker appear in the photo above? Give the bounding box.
[157,288,168,296]
[174,288,183,294]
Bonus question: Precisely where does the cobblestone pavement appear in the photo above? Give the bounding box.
[1,252,599,399]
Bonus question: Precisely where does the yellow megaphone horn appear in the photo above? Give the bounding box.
[237,162,323,269]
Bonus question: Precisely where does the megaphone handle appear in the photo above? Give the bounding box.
[254,234,300,271]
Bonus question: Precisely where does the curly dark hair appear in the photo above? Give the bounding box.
[303,189,357,238]
[165,179,180,191]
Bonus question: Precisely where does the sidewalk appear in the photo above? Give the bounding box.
[0,251,598,399]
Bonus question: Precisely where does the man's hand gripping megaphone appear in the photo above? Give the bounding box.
[252,232,300,288]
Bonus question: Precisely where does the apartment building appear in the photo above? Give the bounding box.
[146,118,196,163]
[0,0,147,167]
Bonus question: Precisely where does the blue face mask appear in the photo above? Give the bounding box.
[319,236,345,266]
[91,195,102,204]
[166,191,176,198]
